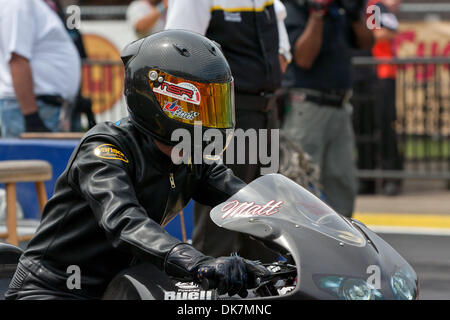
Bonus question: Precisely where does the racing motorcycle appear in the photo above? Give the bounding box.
[0,174,419,300]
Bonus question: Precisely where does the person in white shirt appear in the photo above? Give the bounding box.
[166,0,291,72]
[127,0,168,39]
[0,0,80,137]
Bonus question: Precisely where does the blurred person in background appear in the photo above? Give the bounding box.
[282,0,374,218]
[370,0,403,196]
[165,0,291,262]
[127,0,168,39]
[43,0,96,132]
[350,0,379,195]
[0,0,80,138]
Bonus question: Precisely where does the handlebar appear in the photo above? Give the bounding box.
[199,261,297,293]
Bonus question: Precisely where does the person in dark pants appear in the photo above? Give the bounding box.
[350,22,379,195]
[165,0,291,262]
[192,106,280,262]
[281,0,374,217]
[370,0,403,195]
[351,67,379,195]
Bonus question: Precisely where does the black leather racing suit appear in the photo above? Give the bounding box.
[5,118,246,299]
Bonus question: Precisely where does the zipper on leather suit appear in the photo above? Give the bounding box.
[169,173,176,189]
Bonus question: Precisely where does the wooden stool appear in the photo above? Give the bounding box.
[0,160,52,245]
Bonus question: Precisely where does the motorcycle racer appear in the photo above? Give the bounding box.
[5,30,269,300]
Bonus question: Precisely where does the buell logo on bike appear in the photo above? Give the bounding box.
[164,282,216,300]
[153,80,201,105]
[163,100,200,121]
[221,200,284,219]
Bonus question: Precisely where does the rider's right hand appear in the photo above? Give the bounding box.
[195,255,271,298]
[164,244,271,298]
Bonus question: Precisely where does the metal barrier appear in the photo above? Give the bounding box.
[80,58,450,181]
[352,57,450,180]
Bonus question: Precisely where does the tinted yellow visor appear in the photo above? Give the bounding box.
[148,70,235,129]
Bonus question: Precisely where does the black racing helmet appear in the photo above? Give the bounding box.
[121,30,235,154]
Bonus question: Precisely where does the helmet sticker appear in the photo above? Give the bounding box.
[153,80,201,105]
[163,100,200,121]
[94,144,129,163]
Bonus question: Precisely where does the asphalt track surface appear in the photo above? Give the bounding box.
[355,181,450,300]
[378,232,450,300]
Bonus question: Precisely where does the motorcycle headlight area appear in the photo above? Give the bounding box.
[390,269,417,300]
[317,276,383,300]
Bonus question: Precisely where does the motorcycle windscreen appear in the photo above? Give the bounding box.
[210,174,366,247]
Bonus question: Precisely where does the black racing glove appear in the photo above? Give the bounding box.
[24,112,51,133]
[307,0,335,15]
[195,255,271,297]
[164,244,271,297]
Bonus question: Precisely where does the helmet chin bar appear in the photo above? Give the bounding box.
[128,112,179,147]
